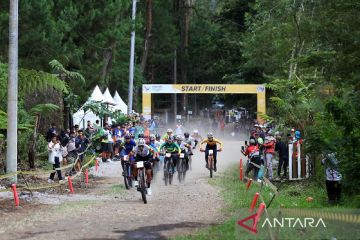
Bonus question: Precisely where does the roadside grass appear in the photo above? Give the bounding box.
[174,165,359,240]
[107,184,126,195]
[53,200,96,213]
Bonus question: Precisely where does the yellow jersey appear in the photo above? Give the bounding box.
[200,138,223,149]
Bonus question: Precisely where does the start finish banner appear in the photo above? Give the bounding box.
[142,84,266,122]
[142,84,265,94]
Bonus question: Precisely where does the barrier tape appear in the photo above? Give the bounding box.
[0,144,96,193]
[243,174,360,225]
[0,144,93,179]
[282,208,360,224]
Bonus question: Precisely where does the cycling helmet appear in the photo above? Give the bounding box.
[184,132,190,138]
[193,130,199,134]
[150,134,155,139]
[138,133,145,139]
[167,136,175,142]
[207,132,213,138]
[138,138,146,146]
[249,139,256,145]
[257,137,264,145]
[167,128,173,133]
[176,135,183,141]
[155,133,161,139]
[124,134,131,139]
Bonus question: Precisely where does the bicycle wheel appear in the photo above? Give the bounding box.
[168,159,173,185]
[209,156,213,178]
[188,155,192,171]
[122,163,130,189]
[177,158,183,183]
[164,159,169,186]
[139,170,147,204]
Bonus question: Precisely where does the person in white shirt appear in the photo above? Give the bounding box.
[48,136,63,183]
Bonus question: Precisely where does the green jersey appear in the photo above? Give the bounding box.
[159,142,181,153]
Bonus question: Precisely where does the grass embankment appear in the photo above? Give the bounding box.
[175,166,359,240]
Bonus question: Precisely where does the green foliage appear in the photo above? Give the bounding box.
[241,0,360,195]
[49,59,85,85]
[29,103,60,116]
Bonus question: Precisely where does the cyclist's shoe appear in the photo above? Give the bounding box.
[147,187,152,196]
[134,180,139,187]
[214,166,217,172]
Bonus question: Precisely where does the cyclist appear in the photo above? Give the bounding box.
[183,132,194,155]
[154,133,163,148]
[148,134,160,161]
[120,134,137,171]
[176,136,191,169]
[159,136,181,172]
[191,130,203,149]
[162,128,174,141]
[175,121,184,136]
[133,138,154,195]
[199,133,223,172]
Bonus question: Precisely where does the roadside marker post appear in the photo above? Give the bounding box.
[95,159,99,173]
[11,184,19,207]
[85,169,89,185]
[68,176,74,193]
[246,178,253,191]
[239,158,243,181]
[250,192,259,212]
[253,203,266,229]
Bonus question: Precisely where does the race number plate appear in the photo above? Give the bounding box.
[180,153,185,158]
[137,161,144,168]
[165,153,171,158]
[209,150,214,155]
[123,155,129,161]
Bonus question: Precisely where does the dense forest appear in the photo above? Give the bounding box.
[0,0,359,196]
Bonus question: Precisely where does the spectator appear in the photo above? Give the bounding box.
[46,123,57,142]
[322,153,342,204]
[76,130,89,161]
[263,134,276,181]
[275,135,288,180]
[47,135,63,183]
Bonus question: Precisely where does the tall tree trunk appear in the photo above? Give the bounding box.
[101,39,117,82]
[140,0,153,73]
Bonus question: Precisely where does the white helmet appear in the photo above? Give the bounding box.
[207,132,213,138]
[167,128,173,133]
[138,138,146,146]
[193,130,199,134]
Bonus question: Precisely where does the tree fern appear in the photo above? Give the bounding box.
[49,59,85,85]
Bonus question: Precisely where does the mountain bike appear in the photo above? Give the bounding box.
[200,149,218,178]
[163,153,175,186]
[121,155,132,189]
[177,152,187,183]
[208,150,215,178]
[136,161,147,204]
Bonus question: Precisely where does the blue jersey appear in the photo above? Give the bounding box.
[121,140,136,154]
[148,142,158,152]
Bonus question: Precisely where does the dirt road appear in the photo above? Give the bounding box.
[0,138,243,240]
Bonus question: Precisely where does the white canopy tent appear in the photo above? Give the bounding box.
[72,85,107,129]
[113,91,128,114]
